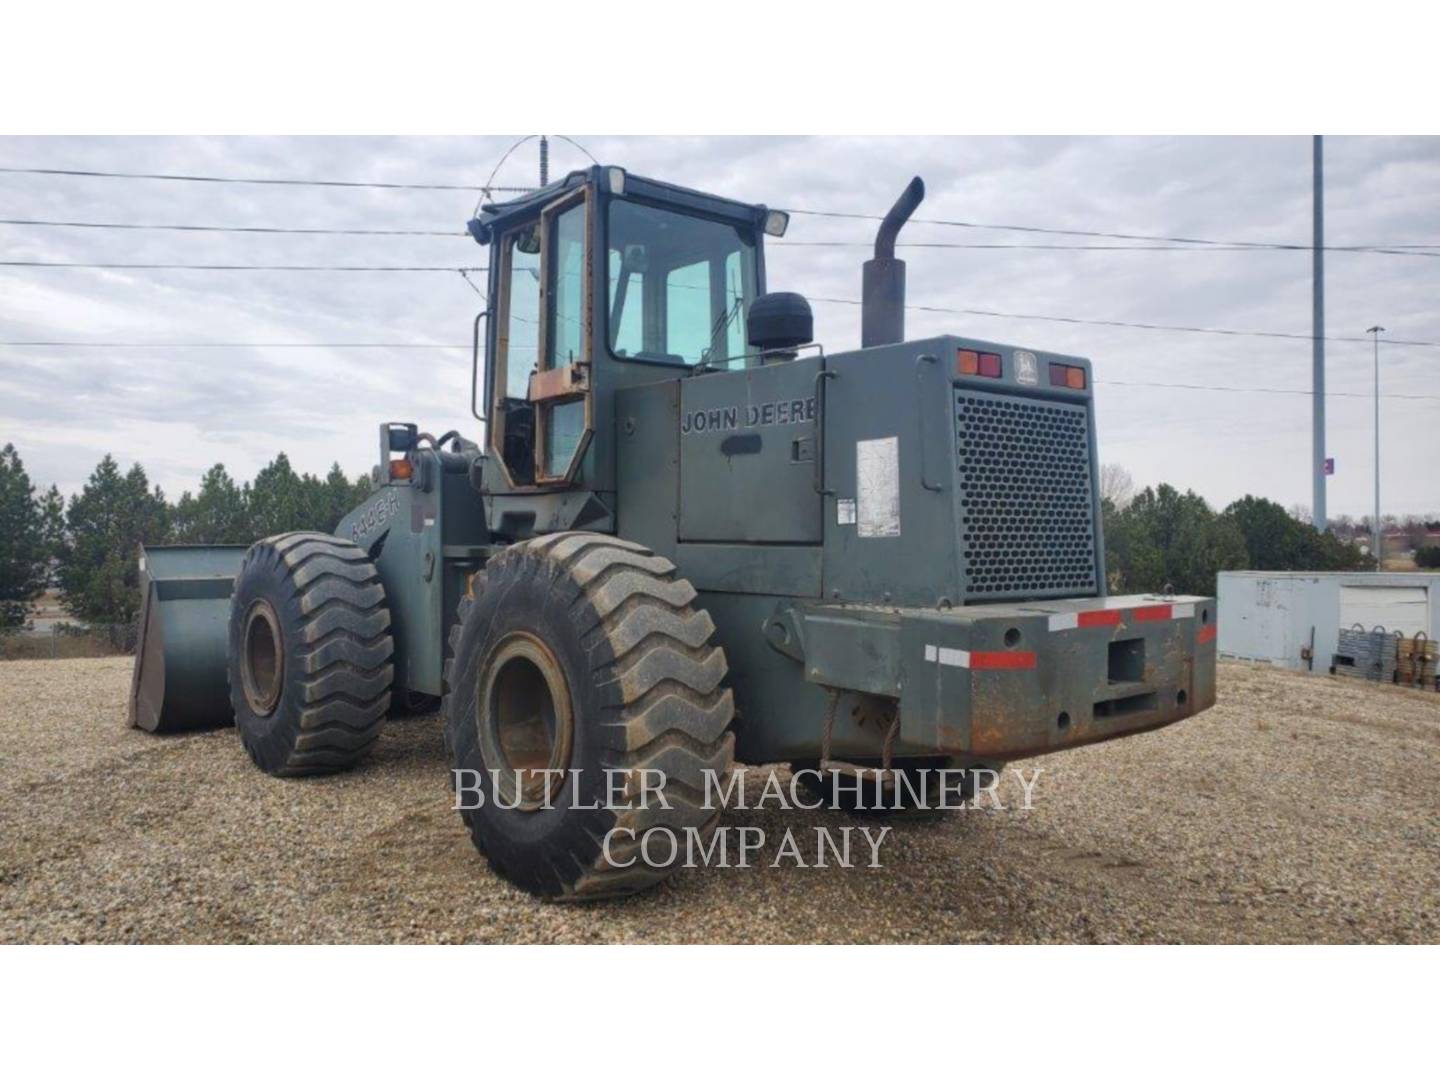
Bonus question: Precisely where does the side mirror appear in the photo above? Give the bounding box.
[471,309,491,423]
[514,224,541,255]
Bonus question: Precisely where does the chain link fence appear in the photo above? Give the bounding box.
[0,621,138,661]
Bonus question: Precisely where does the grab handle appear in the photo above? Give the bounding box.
[813,367,838,496]
[915,354,943,492]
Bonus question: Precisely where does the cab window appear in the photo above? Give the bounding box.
[606,199,757,367]
[501,225,541,399]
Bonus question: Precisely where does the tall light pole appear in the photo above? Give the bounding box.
[1312,136,1327,531]
[1367,325,1385,568]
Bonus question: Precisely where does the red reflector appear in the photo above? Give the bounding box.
[970,650,1037,670]
[1077,609,1124,628]
[1197,624,1217,645]
[957,348,979,375]
[1132,605,1172,622]
[978,352,1002,377]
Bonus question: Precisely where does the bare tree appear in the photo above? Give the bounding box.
[1287,503,1312,525]
[1099,463,1136,509]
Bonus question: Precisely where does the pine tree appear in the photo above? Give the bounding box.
[60,455,172,624]
[323,462,360,532]
[0,444,48,632]
[36,484,67,587]
[247,453,307,538]
[176,463,251,543]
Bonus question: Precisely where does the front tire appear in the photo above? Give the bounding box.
[443,532,734,900]
[228,532,393,776]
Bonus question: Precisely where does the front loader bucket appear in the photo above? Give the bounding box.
[129,544,248,733]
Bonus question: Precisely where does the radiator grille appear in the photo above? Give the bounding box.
[955,390,1098,600]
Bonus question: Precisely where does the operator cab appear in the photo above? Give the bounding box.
[468,166,789,492]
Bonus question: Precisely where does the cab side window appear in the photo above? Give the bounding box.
[546,204,586,369]
[502,227,541,399]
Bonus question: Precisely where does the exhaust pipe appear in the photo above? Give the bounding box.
[861,176,925,348]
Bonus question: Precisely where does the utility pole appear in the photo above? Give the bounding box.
[1367,325,1385,568]
[1312,136,1327,531]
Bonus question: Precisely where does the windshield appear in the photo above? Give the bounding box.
[606,199,757,367]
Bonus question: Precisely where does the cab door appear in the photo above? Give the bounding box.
[488,188,594,488]
[533,189,592,483]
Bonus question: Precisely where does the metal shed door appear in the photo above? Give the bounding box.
[1339,585,1429,635]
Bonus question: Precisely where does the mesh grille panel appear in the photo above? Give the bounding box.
[956,390,1098,600]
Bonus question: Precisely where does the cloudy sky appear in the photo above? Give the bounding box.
[1,135,1436,518]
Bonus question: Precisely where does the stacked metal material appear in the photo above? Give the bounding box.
[1332,625,1399,682]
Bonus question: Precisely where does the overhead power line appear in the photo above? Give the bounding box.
[784,208,1440,257]
[0,255,1432,346]
[1095,379,1439,401]
[0,217,462,237]
[5,216,1435,255]
[780,239,1440,257]
[0,263,1431,347]
[0,166,531,193]
[805,294,1440,349]
[5,164,1433,255]
[0,341,466,348]
[3,213,1434,256]
[0,261,485,272]
[2,340,1432,400]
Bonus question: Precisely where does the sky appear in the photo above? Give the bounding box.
[0,135,1436,519]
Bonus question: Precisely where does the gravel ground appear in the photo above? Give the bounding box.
[1,657,1436,943]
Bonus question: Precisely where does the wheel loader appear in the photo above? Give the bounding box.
[129,165,1218,899]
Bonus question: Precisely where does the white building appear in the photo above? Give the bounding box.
[1217,571,1440,671]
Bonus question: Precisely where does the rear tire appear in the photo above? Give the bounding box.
[443,532,734,900]
[228,532,393,776]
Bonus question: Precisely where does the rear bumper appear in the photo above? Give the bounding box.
[768,594,1217,760]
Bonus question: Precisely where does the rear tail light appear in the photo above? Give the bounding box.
[958,349,1003,378]
[1049,362,1087,390]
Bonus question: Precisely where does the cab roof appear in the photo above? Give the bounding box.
[469,165,772,244]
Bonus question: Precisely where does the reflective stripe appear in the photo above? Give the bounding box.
[1047,601,1200,632]
[923,645,1036,670]
[924,644,970,668]
[971,650,1037,670]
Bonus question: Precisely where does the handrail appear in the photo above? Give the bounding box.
[813,367,838,496]
[470,309,491,423]
[915,354,943,492]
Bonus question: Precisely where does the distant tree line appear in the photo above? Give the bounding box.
[0,444,370,630]
[0,445,1422,634]
[1101,467,1373,596]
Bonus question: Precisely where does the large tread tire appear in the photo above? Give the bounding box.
[443,531,734,901]
[227,531,393,776]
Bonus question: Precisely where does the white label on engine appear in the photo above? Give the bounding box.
[856,436,900,538]
[837,497,857,526]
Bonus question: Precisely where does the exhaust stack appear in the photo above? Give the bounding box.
[861,176,925,348]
